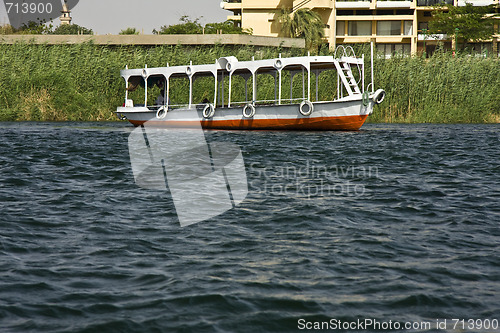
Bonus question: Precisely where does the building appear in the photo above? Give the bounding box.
[60,0,72,25]
[221,0,500,56]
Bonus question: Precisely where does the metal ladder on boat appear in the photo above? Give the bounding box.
[333,46,363,97]
[341,61,361,94]
[334,59,361,96]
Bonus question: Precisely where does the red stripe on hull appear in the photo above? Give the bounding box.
[128,115,369,131]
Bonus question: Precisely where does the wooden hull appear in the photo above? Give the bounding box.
[116,100,373,131]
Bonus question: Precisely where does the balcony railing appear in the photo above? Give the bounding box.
[418,33,448,40]
[335,1,372,9]
[417,0,452,6]
[376,0,412,8]
[458,0,496,5]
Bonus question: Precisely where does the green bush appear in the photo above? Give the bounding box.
[119,27,140,35]
[153,16,250,35]
[50,24,93,35]
[153,16,203,35]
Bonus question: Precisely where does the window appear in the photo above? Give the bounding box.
[376,43,390,56]
[377,21,400,36]
[404,21,413,35]
[396,9,413,15]
[337,10,354,16]
[469,43,492,56]
[377,10,393,15]
[356,10,372,15]
[418,0,452,5]
[377,43,411,57]
[418,22,429,31]
[348,21,372,36]
[336,21,345,36]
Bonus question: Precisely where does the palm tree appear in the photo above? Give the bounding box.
[278,8,325,51]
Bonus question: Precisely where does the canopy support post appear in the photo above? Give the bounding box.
[213,60,218,108]
[278,70,282,105]
[307,65,311,102]
[124,77,128,103]
[144,78,147,106]
[362,54,365,93]
[315,70,319,102]
[188,75,193,109]
[371,41,375,93]
[221,71,225,108]
[228,73,232,108]
[274,73,277,103]
[144,64,148,106]
[166,77,170,109]
[252,71,256,105]
[302,68,305,100]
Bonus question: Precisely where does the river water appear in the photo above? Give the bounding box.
[0,122,499,332]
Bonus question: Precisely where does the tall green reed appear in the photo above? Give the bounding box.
[370,51,500,123]
[0,43,498,122]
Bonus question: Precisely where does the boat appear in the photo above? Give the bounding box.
[116,45,385,130]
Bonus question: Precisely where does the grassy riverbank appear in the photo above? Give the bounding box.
[0,43,498,123]
[371,52,500,123]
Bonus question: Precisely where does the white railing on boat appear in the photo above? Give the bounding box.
[147,97,309,111]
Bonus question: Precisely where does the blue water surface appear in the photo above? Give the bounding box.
[0,122,499,332]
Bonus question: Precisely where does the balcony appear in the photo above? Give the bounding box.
[243,0,289,9]
[222,1,242,11]
[227,15,242,22]
[417,0,452,6]
[293,0,333,10]
[418,33,448,40]
[457,0,496,5]
[376,0,412,8]
[335,0,372,9]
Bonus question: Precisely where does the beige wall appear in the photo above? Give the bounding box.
[242,10,279,36]
[0,34,305,48]
[222,0,499,55]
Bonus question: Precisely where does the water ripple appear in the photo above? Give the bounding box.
[0,122,499,332]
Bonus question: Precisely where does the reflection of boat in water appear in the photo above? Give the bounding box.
[116,46,385,130]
